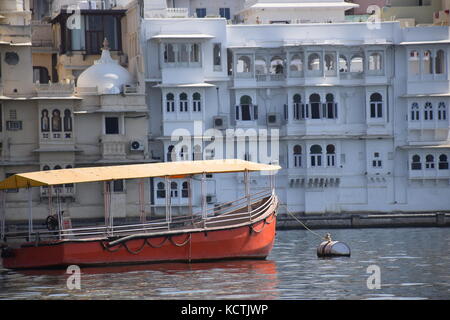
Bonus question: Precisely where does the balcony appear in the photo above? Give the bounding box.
[166,8,189,18]
[31,21,54,51]
[100,134,127,160]
[40,185,76,198]
[34,82,75,97]
[0,24,31,45]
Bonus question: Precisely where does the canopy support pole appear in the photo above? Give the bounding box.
[244,170,251,220]
[201,173,207,220]
[188,176,192,219]
[103,181,113,236]
[0,191,5,241]
[27,187,33,240]
[165,176,171,227]
[139,178,145,223]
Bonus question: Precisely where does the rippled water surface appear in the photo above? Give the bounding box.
[0,227,449,299]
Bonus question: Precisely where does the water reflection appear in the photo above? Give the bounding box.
[0,227,449,299]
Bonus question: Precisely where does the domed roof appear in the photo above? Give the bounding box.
[77,39,134,94]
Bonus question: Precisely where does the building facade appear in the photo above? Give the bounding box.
[143,0,450,215]
[1,0,150,223]
[1,0,450,222]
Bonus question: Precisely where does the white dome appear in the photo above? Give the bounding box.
[77,45,134,94]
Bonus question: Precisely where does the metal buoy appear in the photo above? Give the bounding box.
[317,233,351,258]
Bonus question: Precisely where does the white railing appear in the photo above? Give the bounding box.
[3,189,276,242]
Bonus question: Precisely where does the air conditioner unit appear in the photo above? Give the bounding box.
[266,113,280,126]
[206,194,217,204]
[213,116,227,129]
[130,140,145,151]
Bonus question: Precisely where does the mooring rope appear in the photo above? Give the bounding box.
[280,204,326,240]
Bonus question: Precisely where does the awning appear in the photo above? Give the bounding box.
[0,160,281,190]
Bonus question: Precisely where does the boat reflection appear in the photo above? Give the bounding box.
[14,259,279,299]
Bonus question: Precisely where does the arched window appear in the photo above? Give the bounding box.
[193,144,202,160]
[293,145,302,167]
[290,54,303,72]
[51,109,61,132]
[293,94,304,120]
[182,181,189,198]
[166,93,175,112]
[350,55,363,73]
[339,55,348,73]
[369,52,382,71]
[179,93,188,112]
[170,182,178,197]
[237,56,251,73]
[435,49,445,74]
[324,53,335,71]
[411,155,421,170]
[43,165,50,171]
[309,93,321,119]
[156,182,165,198]
[237,95,255,121]
[193,92,201,112]
[179,145,189,161]
[255,56,267,75]
[326,144,336,167]
[325,93,337,119]
[54,165,62,170]
[439,154,449,170]
[369,93,383,118]
[411,102,420,121]
[425,154,435,169]
[270,56,284,74]
[423,50,433,74]
[438,102,446,120]
[167,145,174,162]
[310,145,322,167]
[308,53,321,71]
[63,109,72,132]
[41,109,50,132]
[424,102,433,120]
[409,50,420,75]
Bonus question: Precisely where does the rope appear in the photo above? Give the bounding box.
[169,234,191,247]
[249,220,265,233]
[122,239,147,255]
[145,236,169,248]
[280,204,326,240]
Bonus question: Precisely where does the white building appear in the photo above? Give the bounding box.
[143,0,450,214]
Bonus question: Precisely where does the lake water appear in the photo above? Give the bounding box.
[0,227,449,300]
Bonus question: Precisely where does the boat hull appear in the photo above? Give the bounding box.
[1,212,277,269]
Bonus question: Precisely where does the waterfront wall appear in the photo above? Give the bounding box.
[276,212,450,230]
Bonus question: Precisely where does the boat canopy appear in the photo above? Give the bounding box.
[0,159,280,190]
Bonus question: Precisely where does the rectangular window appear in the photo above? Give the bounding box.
[241,105,251,121]
[105,117,119,134]
[113,180,124,192]
[219,8,231,20]
[6,121,22,131]
[213,43,221,67]
[196,8,206,18]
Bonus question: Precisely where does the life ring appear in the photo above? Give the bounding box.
[46,215,59,231]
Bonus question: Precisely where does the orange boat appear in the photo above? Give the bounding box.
[0,160,280,269]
